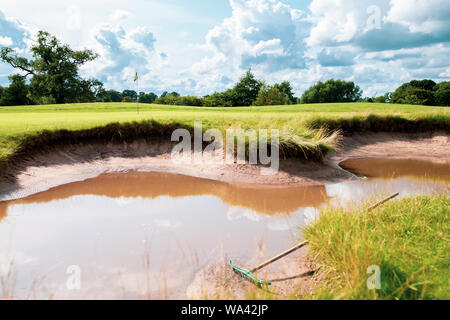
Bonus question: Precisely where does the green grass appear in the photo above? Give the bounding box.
[303,195,450,300]
[0,102,448,172]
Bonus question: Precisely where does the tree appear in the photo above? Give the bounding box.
[403,88,435,105]
[122,90,137,102]
[122,96,133,102]
[0,74,30,106]
[300,79,362,103]
[154,93,180,105]
[373,96,387,103]
[434,81,450,106]
[274,81,296,104]
[202,91,233,107]
[178,96,203,106]
[392,80,437,105]
[107,90,122,102]
[229,69,262,106]
[138,92,158,104]
[409,80,436,91]
[253,83,289,106]
[95,86,110,102]
[74,78,104,103]
[1,31,101,104]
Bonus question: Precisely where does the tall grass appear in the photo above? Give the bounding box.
[302,195,450,300]
[307,113,450,134]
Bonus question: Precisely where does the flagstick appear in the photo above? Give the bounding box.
[136,75,139,115]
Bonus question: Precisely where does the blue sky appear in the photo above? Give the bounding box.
[0,0,449,97]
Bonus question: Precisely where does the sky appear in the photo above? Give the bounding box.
[0,0,449,97]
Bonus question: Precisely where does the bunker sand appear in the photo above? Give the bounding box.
[0,132,449,203]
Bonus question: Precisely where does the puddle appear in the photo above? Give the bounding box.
[339,157,450,183]
[0,158,448,299]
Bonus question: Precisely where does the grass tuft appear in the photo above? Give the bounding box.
[302,195,450,300]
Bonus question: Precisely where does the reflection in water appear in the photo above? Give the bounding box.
[340,157,450,182]
[0,172,329,218]
[0,158,448,299]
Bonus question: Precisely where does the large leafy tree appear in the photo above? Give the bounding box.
[229,69,262,106]
[0,31,101,104]
[122,90,138,102]
[138,92,158,104]
[107,90,123,102]
[274,81,296,104]
[301,79,362,104]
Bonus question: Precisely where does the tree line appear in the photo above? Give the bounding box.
[0,31,448,107]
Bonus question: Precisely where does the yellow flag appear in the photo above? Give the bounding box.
[134,72,138,82]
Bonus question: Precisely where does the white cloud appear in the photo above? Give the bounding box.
[385,0,450,34]
[199,0,309,71]
[439,68,450,78]
[317,47,357,67]
[307,0,450,53]
[108,9,132,22]
[0,10,34,85]
[307,0,387,47]
[1,0,449,95]
[0,10,32,49]
[185,0,313,95]
[87,24,157,89]
[0,36,13,46]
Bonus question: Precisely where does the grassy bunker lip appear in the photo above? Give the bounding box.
[1,109,449,178]
[307,113,450,135]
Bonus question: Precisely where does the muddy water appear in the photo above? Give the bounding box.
[0,157,448,299]
[339,157,450,183]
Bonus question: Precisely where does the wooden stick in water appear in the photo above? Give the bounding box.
[366,193,400,212]
[251,241,309,273]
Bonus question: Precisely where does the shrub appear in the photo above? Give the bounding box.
[374,96,387,103]
[301,79,362,104]
[392,80,438,105]
[202,92,233,107]
[178,96,203,106]
[0,74,31,106]
[434,81,450,106]
[253,83,289,106]
[403,88,435,105]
